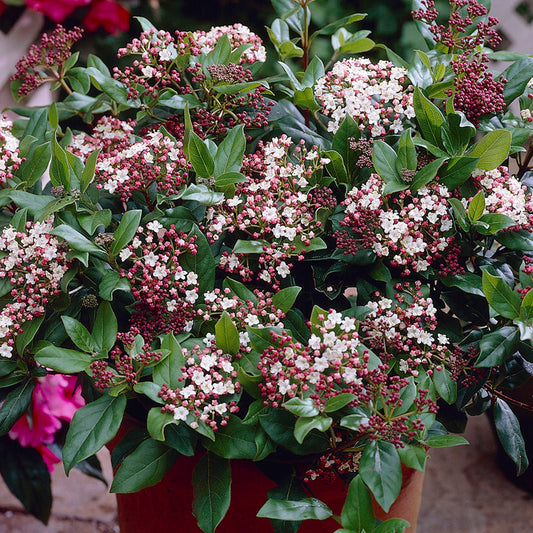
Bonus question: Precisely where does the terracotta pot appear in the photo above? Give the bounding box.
[111,443,424,533]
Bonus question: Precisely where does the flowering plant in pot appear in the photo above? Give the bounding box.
[1,0,533,531]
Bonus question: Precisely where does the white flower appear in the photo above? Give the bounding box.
[159,48,174,61]
[173,406,189,421]
[146,221,163,232]
[276,261,291,278]
[142,65,155,78]
[278,379,291,395]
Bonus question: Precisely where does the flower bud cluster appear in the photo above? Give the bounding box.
[71,120,189,202]
[192,23,266,64]
[361,283,451,376]
[118,221,199,342]
[335,174,455,275]
[0,116,22,185]
[0,221,69,359]
[206,136,333,288]
[10,25,83,97]
[159,345,240,430]
[314,58,414,136]
[469,167,533,230]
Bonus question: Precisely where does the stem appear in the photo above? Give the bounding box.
[489,387,533,412]
[517,140,533,180]
[143,190,155,211]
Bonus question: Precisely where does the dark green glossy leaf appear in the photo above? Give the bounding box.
[257,498,332,521]
[61,316,96,353]
[468,130,511,170]
[294,416,332,444]
[15,315,45,355]
[92,301,118,353]
[359,440,402,512]
[34,345,93,373]
[0,380,34,435]
[203,415,257,459]
[111,438,178,493]
[413,87,445,147]
[493,398,529,475]
[64,394,126,473]
[424,434,468,447]
[110,210,142,255]
[99,270,131,300]
[476,326,520,367]
[153,333,185,389]
[192,452,231,533]
[432,367,457,404]
[397,445,427,472]
[215,311,240,356]
[341,475,375,533]
[482,271,521,319]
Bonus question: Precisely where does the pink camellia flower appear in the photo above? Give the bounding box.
[9,374,85,471]
[82,0,130,35]
[26,0,91,23]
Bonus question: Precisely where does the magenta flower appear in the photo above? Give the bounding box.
[25,0,91,23]
[82,0,130,34]
[9,375,85,471]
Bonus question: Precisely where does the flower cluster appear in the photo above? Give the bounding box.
[0,116,22,185]
[10,25,84,98]
[206,136,333,288]
[71,122,189,202]
[361,285,451,376]
[0,221,69,359]
[159,345,240,430]
[314,58,415,136]
[199,287,286,350]
[257,313,363,408]
[469,167,533,230]
[192,24,267,64]
[412,0,505,125]
[8,375,84,471]
[118,222,199,342]
[335,174,458,274]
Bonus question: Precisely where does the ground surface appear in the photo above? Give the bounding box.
[1,414,533,532]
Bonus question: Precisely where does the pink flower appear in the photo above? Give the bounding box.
[26,0,91,23]
[82,0,130,35]
[9,375,85,471]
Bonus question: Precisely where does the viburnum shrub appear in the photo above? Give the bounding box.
[2,1,533,531]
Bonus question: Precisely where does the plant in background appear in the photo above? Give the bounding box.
[1,0,533,532]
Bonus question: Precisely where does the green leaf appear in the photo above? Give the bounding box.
[310,13,366,39]
[202,415,257,459]
[493,398,529,475]
[63,394,126,474]
[92,301,117,353]
[19,142,51,187]
[0,380,35,435]
[111,438,179,493]
[164,422,197,456]
[397,445,427,472]
[301,56,325,88]
[424,434,468,447]
[332,114,360,178]
[34,345,93,373]
[340,475,374,532]
[215,311,240,356]
[482,271,521,319]
[178,183,224,205]
[396,128,417,173]
[0,439,51,524]
[496,229,533,251]
[439,156,479,189]
[147,408,175,441]
[214,125,245,177]
[432,367,457,404]
[294,416,332,444]
[133,382,164,404]
[61,316,96,353]
[81,149,100,193]
[258,498,332,521]
[215,172,247,187]
[474,213,516,235]
[77,210,112,235]
[359,440,402,512]
[439,272,483,297]
[272,286,301,313]
[324,150,349,183]
[294,87,320,111]
[468,130,511,170]
[283,398,320,418]
[15,315,44,355]
[192,452,231,533]
[223,277,257,304]
[99,270,131,300]
[476,326,520,368]
[49,134,70,189]
[52,225,106,259]
[153,333,185,388]
[448,198,470,232]
[372,141,401,186]
[372,519,411,533]
[188,132,215,178]
[502,57,533,105]
[467,191,485,222]
[233,239,268,255]
[413,87,445,147]
[110,210,142,255]
[410,157,446,191]
[324,393,357,413]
